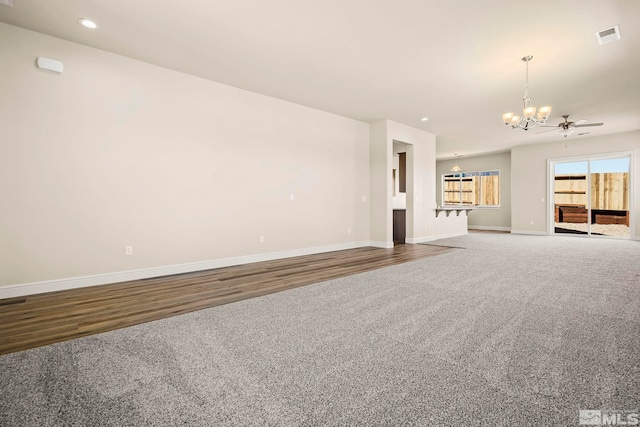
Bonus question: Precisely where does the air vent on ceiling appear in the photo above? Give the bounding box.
[595,25,621,45]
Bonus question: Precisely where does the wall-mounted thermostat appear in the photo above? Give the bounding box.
[36,57,64,73]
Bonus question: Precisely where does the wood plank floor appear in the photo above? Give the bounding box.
[0,244,456,355]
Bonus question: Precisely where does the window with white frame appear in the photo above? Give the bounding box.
[442,170,500,207]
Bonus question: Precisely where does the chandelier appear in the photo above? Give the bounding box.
[502,55,552,130]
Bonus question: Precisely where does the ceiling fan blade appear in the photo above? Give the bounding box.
[574,119,588,125]
[537,125,560,128]
[536,128,560,134]
[574,123,603,127]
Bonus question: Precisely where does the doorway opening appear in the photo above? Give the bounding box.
[551,154,631,238]
[392,142,409,244]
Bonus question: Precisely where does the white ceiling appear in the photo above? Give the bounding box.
[2,0,639,159]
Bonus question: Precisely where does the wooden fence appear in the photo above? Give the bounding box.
[592,173,629,210]
[554,173,629,225]
[444,175,499,206]
[554,173,629,210]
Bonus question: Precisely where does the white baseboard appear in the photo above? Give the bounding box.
[0,241,372,299]
[406,231,468,244]
[468,225,511,232]
[510,229,548,236]
[368,240,394,249]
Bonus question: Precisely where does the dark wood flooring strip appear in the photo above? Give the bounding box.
[0,244,456,355]
[0,298,27,307]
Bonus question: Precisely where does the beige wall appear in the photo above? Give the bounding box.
[511,131,639,238]
[0,23,370,289]
[436,152,512,230]
[369,120,392,246]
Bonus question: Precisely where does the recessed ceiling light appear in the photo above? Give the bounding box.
[79,18,97,29]
[421,117,429,122]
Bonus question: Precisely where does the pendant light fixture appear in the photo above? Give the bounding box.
[450,155,463,172]
[502,56,552,130]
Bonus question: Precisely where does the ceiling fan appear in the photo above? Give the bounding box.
[536,115,604,137]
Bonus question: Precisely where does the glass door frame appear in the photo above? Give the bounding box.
[547,151,634,239]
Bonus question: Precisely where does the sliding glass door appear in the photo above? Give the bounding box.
[554,161,589,235]
[552,155,630,238]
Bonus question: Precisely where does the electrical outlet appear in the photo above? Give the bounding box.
[529,220,534,225]
[259,235,265,243]
[125,245,133,255]
[347,227,352,234]
[361,196,367,202]
[290,193,294,201]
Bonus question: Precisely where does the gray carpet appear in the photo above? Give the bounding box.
[1,233,639,426]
